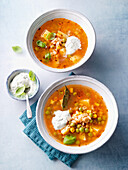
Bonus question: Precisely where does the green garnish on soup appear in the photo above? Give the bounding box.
[62,86,70,110]
[36,40,46,48]
[63,134,76,145]
[46,32,56,40]
[45,52,51,60]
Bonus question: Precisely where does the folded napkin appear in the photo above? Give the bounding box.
[19,72,79,167]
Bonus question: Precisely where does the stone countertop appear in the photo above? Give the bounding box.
[0,0,128,169]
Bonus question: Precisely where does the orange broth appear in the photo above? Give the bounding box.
[33,18,88,69]
[44,85,108,146]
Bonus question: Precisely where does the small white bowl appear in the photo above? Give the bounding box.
[6,69,40,101]
[27,9,96,73]
[36,76,118,154]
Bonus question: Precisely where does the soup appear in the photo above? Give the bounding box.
[44,85,108,146]
[33,18,88,69]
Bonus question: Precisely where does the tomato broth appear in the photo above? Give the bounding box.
[44,85,108,146]
[33,18,88,69]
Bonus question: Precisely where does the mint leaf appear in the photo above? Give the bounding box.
[36,40,46,48]
[45,52,51,60]
[63,134,76,145]
[12,46,22,53]
[46,32,56,40]
[15,86,25,96]
[29,71,36,81]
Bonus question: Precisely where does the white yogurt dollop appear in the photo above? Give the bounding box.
[52,110,71,130]
[65,36,81,55]
[10,72,37,98]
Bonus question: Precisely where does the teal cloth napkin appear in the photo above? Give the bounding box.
[19,72,79,167]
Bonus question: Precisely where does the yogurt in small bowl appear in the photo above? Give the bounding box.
[6,69,40,100]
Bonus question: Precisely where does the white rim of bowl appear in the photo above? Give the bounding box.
[36,75,118,154]
[27,9,96,73]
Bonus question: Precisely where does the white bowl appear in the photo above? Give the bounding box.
[36,76,118,154]
[6,69,40,101]
[27,9,96,73]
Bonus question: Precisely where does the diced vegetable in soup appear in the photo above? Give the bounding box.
[44,85,108,146]
[33,18,88,69]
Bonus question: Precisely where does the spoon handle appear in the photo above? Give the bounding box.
[26,94,32,119]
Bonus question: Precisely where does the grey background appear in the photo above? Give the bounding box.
[0,0,128,169]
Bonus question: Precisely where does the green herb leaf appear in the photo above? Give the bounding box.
[15,86,25,96]
[29,71,36,81]
[20,92,26,97]
[36,40,46,48]
[46,32,56,40]
[45,52,51,60]
[12,46,22,53]
[63,135,76,145]
[62,86,70,110]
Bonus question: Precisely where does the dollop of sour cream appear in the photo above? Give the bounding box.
[65,36,81,55]
[52,110,71,130]
[10,72,37,98]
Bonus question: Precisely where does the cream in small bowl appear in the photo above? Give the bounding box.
[6,69,40,100]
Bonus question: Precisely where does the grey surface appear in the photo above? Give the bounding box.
[0,0,128,170]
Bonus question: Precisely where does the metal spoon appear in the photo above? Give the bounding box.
[24,87,32,119]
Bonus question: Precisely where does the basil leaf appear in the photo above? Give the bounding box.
[15,86,25,96]
[12,46,22,53]
[46,32,56,40]
[62,86,70,110]
[36,40,46,48]
[45,52,51,60]
[20,92,26,97]
[63,135,76,145]
[29,71,36,81]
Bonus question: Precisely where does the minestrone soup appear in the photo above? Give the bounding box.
[33,18,88,69]
[44,85,108,146]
